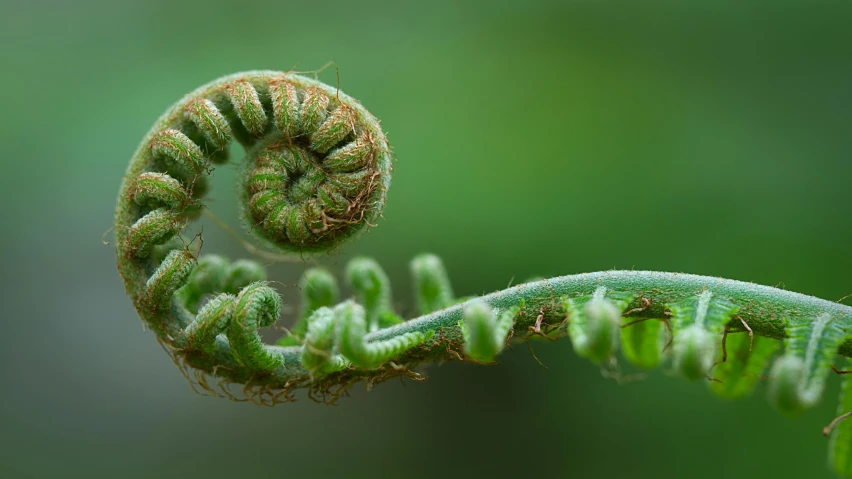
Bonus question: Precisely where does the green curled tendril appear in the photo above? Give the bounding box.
[116,70,852,476]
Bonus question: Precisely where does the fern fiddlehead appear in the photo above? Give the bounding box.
[116,70,852,475]
[115,70,396,392]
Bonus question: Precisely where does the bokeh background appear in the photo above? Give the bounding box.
[3,1,852,478]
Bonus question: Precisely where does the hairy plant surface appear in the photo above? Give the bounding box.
[115,70,852,476]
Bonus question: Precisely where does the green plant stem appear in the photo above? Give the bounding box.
[170,270,852,390]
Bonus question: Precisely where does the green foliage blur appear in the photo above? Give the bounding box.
[2,1,852,477]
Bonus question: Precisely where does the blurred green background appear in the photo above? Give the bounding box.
[3,0,852,477]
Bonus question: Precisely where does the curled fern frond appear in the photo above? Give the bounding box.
[459,300,517,363]
[116,70,393,393]
[116,71,852,475]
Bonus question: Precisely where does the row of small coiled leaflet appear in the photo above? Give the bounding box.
[115,71,852,476]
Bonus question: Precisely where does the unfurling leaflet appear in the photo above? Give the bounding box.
[345,257,402,332]
[668,290,738,381]
[411,253,455,315]
[278,267,340,346]
[564,287,633,364]
[620,317,666,369]
[335,301,433,370]
[460,300,517,363]
[709,334,779,399]
[768,314,847,414]
[300,307,349,378]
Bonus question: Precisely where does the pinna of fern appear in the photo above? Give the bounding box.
[115,70,852,476]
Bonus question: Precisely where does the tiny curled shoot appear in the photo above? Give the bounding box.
[411,253,455,315]
[300,307,348,378]
[345,257,401,332]
[335,301,433,370]
[459,299,518,363]
[278,267,339,346]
